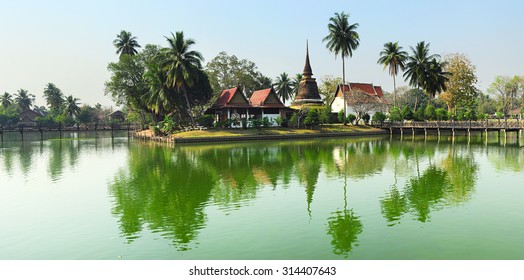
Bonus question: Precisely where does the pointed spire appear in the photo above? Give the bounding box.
[303,40,313,78]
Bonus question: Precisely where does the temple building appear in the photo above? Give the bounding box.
[330,83,388,116]
[291,43,324,109]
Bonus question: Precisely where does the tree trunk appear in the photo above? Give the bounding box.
[183,88,195,127]
[393,75,397,108]
[342,57,347,126]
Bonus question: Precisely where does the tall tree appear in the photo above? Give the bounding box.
[425,59,449,98]
[323,12,360,124]
[113,30,141,57]
[1,92,12,109]
[319,75,342,106]
[63,95,81,118]
[205,51,269,97]
[439,54,475,114]
[377,42,408,106]
[488,76,523,116]
[43,83,64,112]
[404,41,438,89]
[14,89,34,112]
[162,31,204,127]
[274,72,293,104]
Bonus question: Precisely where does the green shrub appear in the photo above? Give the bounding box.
[372,112,387,124]
[262,116,272,127]
[304,109,320,128]
[401,106,413,120]
[337,110,345,123]
[389,106,402,121]
[199,114,214,127]
[435,108,448,120]
[424,105,436,120]
[290,112,299,128]
[362,113,371,124]
[414,108,425,121]
[346,114,356,125]
[250,118,262,129]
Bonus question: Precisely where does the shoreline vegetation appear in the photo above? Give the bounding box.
[133,124,386,143]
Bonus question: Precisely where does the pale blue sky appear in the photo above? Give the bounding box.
[1,0,523,107]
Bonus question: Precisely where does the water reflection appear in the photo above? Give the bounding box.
[380,144,478,224]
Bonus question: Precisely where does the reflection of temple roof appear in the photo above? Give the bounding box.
[291,42,323,109]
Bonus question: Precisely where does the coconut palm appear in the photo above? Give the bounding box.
[291,73,303,97]
[1,92,12,109]
[144,61,171,118]
[43,83,64,112]
[63,95,81,118]
[274,72,293,104]
[14,89,35,112]
[162,31,204,127]
[424,59,449,98]
[113,30,141,57]
[403,41,439,90]
[377,42,408,106]
[323,12,360,125]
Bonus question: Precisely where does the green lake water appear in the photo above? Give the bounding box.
[1,132,523,259]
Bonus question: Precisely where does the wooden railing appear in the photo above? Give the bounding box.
[377,120,524,130]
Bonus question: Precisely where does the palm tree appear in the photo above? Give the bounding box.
[144,61,171,118]
[377,42,408,107]
[403,41,439,90]
[43,83,64,112]
[14,89,35,112]
[424,59,449,98]
[1,92,12,109]
[274,72,293,104]
[162,31,204,127]
[63,95,80,118]
[113,30,141,57]
[323,12,360,125]
[291,73,302,98]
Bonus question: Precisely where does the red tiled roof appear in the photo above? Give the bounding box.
[250,88,287,108]
[374,86,384,98]
[211,87,249,108]
[250,88,272,106]
[350,83,377,96]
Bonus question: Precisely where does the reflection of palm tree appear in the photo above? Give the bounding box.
[326,141,363,258]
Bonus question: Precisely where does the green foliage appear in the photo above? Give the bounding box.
[160,115,178,134]
[250,118,262,129]
[401,106,413,120]
[338,110,345,123]
[290,112,299,128]
[435,108,448,120]
[274,73,293,104]
[414,107,425,121]
[198,115,214,127]
[495,111,504,119]
[424,105,436,120]
[319,75,342,105]
[205,51,271,97]
[304,109,320,128]
[346,113,356,125]
[320,106,332,124]
[372,112,387,124]
[262,117,272,127]
[362,113,370,124]
[389,106,402,121]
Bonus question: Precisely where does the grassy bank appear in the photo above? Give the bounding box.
[134,124,386,143]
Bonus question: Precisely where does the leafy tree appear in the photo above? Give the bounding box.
[1,92,12,109]
[323,12,360,124]
[77,105,96,125]
[14,89,34,112]
[113,30,141,57]
[424,105,436,120]
[346,89,383,124]
[346,113,356,124]
[401,106,413,120]
[414,107,425,121]
[389,106,402,121]
[338,110,345,123]
[435,108,448,120]
[488,76,523,117]
[43,83,64,112]
[319,75,342,106]
[441,54,478,114]
[205,51,269,97]
[319,105,332,124]
[477,92,497,116]
[274,72,293,104]
[372,112,387,124]
[304,109,320,128]
[162,31,204,127]
[63,95,81,118]
[377,42,408,106]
